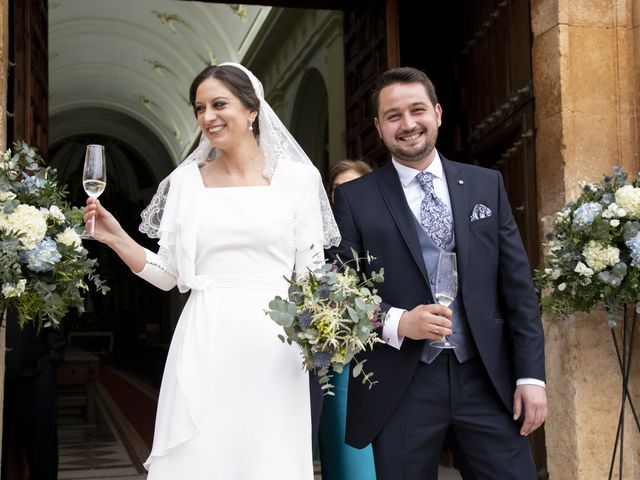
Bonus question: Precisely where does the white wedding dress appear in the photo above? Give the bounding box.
[136,161,323,479]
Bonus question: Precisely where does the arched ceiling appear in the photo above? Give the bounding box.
[49,0,272,163]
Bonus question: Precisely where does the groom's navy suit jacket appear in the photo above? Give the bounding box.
[328,157,546,448]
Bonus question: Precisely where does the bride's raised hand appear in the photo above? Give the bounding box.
[84,198,125,245]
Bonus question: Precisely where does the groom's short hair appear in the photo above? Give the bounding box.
[371,67,438,117]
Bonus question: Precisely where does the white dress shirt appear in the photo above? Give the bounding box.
[379,151,544,388]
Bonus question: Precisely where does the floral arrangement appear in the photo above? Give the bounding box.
[0,141,108,330]
[536,166,640,325]
[267,250,386,395]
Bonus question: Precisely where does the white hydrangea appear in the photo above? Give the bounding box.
[0,204,47,250]
[56,227,82,251]
[574,261,594,277]
[2,279,26,298]
[615,185,640,218]
[582,241,620,273]
[0,191,16,203]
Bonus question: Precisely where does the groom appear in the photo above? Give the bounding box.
[328,67,547,479]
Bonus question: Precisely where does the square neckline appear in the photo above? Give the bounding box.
[196,162,272,190]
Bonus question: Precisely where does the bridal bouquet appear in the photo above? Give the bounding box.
[267,249,386,395]
[536,166,640,324]
[0,142,108,330]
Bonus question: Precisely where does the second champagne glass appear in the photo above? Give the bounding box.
[430,251,458,349]
[82,144,107,237]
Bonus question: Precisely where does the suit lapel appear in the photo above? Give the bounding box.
[442,158,469,286]
[377,162,429,285]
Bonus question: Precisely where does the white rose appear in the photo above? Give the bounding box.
[56,227,82,251]
[0,191,16,203]
[48,205,66,223]
[574,261,594,277]
[0,205,47,250]
[2,279,26,298]
[615,185,640,218]
[610,219,620,227]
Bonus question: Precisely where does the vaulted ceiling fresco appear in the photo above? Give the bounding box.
[49,0,272,162]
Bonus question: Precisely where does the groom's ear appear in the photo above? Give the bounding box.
[374,117,382,138]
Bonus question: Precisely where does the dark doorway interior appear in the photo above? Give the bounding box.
[49,135,175,386]
[397,0,546,476]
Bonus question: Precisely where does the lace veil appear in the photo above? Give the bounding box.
[139,62,341,249]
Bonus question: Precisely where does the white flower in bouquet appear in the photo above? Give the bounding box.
[537,166,640,323]
[56,227,83,251]
[0,204,47,250]
[582,241,620,273]
[0,191,16,203]
[47,205,67,223]
[615,185,640,218]
[0,141,109,329]
[2,279,26,298]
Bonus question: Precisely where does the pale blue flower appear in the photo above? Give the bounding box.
[21,175,45,194]
[626,233,640,265]
[20,238,61,272]
[572,202,602,228]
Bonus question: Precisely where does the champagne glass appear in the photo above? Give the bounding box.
[430,251,457,349]
[82,144,106,237]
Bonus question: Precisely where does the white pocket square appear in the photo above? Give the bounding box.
[470,204,492,222]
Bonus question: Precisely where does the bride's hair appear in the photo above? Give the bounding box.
[188,65,261,138]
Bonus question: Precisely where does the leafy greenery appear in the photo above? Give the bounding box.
[536,166,640,325]
[0,141,108,330]
[267,249,386,395]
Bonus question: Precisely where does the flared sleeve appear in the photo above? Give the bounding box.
[291,163,326,275]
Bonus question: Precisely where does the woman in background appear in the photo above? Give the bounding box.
[319,159,376,480]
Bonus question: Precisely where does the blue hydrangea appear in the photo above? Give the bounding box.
[626,233,640,265]
[572,202,603,228]
[298,311,313,329]
[601,193,614,206]
[20,238,61,272]
[21,175,45,194]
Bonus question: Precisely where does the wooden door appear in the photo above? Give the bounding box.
[343,0,399,167]
[398,0,546,476]
[343,0,545,475]
[9,0,48,157]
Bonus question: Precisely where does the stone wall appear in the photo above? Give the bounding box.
[532,0,640,478]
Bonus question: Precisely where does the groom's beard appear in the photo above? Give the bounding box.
[384,128,438,164]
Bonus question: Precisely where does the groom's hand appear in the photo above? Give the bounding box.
[513,384,547,436]
[398,305,453,340]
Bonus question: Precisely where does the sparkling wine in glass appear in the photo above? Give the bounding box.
[82,144,106,237]
[430,251,457,349]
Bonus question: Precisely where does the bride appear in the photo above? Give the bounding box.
[84,63,340,479]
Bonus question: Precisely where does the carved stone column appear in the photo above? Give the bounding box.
[531,0,640,478]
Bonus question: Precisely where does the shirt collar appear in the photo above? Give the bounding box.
[392,151,444,188]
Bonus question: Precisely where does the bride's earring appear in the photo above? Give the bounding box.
[248,117,254,131]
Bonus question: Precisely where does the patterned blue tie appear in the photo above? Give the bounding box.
[415,171,453,250]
